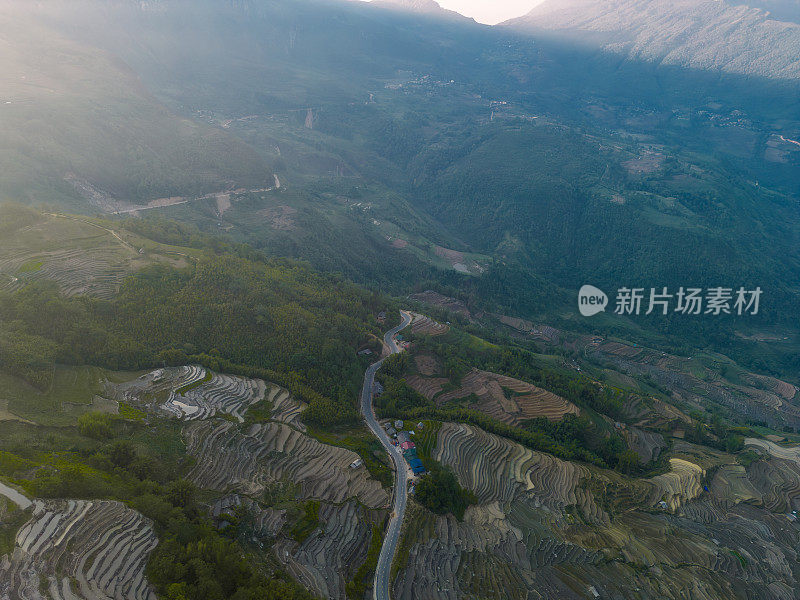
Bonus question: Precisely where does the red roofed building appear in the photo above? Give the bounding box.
[400,441,415,451]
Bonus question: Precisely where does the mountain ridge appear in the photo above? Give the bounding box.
[370,0,475,22]
[505,0,800,80]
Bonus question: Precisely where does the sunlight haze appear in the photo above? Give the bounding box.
[434,0,545,24]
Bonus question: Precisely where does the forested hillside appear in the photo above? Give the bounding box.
[0,205,387,425]
[0,205,397,599]
[1,2,800,599]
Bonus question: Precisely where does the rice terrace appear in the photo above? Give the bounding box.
[2,1,800,599]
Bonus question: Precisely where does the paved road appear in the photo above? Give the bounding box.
[360,310,412,600]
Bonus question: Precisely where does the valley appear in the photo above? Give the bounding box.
[0,0,799,599]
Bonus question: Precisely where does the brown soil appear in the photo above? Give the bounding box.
[414,354,441,376]
[260,205,297,230]
[434,246,464,263]
[426,368,579,423]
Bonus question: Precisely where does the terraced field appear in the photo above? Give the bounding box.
[409,312,449,336]
[274,500,378,600]
[431,369,579,424]
[587,340,800,430]
[405,375,449,400]
[268,385,308,432]
[0,211,187,300]
[623,426,666,464]
[185,420,389,507]
[0,499,157,600]
[493,314,561,343]
[409,291,472,320]
[433,423,601,516]
[393,422,800,600]
[113,366,267,422]
[743,374,798,401]
[646,458,705,511]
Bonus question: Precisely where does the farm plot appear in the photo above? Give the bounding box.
[624,426,666,464]
[589,341,800,430]
[409,291,471,319]
[709,465,762,508]
[393,503,534,600]
[268,385,307,431]
[743,456,800,513]
[746,438,800,464]
[0,248,130,300]
[433,423,602,521]
[184,420,389,508]
[645,458,705,511]
[409,312,449,336]
[113,366,267,422]
[434,369,579,424]
[414,354,441,377]
[274,500,377,600]
[742,374,798,401]
[397,421,800,600]
[405,375,449,400]
[0,211,185,301]
[0,499,157,600]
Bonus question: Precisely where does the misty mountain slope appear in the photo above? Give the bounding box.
[371,0,475,22]
[0,6,270,211]
[0,0,795,354]
[507,0,800,80]
[26,0,798,329]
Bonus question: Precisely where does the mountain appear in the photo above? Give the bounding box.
[505,0,800,80]
[4,0,800,364]
[743,0,800,23]
[2,2,800,600]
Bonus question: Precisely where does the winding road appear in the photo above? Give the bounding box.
[360,310,412,600]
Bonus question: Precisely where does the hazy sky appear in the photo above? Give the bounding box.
[435,0,545,24]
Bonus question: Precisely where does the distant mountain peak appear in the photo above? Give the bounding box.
[371,0,474,22]
[504,0,800,81]
[378,0,445,11]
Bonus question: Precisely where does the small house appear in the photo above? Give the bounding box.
[349,458,364,469]
[394,420,404,429]
[397,431,411,444]
[386,427,397,437]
